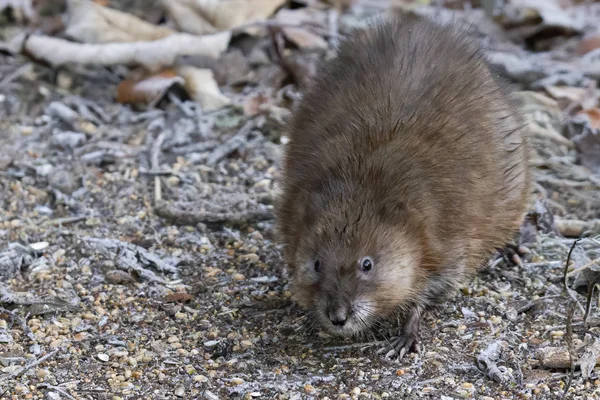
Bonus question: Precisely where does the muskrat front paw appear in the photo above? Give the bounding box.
[378,334,420,359]
[497,242,530,267]
[377,307,422,359]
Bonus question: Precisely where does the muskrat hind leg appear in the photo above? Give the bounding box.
[377,306,422,359]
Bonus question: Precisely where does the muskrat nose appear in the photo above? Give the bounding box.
[328,308,348,326]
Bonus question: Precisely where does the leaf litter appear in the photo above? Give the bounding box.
[0,0,600,399]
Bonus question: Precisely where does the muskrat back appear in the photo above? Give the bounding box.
[276,15,530,357]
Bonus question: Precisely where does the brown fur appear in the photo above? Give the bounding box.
[276,16,531,342]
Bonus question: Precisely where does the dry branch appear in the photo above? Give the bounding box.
[18,31,231,72]
[555,218,600,237]
[536,345,600,370]
[155,201,272,225]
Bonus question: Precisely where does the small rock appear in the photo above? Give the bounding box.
[194,374,208,383]
[51,131,86,150]
[30,242,49,251]
[36,164,54,177]
[232,273,245,281]
[97,353,109,362]
[49,169,79,194]
[204,340,220,348]
[174,386,185,397]
[204,390,219,400]
[304,384,316,394]
[231,377,244,385]
[105,270,135,285]
[0,333,13,343]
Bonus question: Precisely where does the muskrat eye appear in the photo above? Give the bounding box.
[360,257,373,272]
[314,260,321,272]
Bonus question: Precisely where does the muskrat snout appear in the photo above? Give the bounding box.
[326,303,350,327]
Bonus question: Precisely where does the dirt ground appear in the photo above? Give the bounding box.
[1,1,600,399]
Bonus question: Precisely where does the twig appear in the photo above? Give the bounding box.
[536,175,599,189]
[515,295,562,314]
[583,273,600,329]
[8,349,59,379]
[0,63,32,88]
[43,216,87,226]
[206,120,255,166]
[562,301,576,399]
[563,239,585,314]
[323,341,382,351]
[0,307,35,342]
[154,201,272,225]
[38,384,77,400]
[151,132,166,203]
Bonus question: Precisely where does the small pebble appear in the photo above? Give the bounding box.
[231,377,244,385]
[97,353,110,362]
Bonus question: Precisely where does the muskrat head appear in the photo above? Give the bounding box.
[290,204,421,337]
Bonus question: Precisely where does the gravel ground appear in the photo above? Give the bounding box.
[1,1,600,399]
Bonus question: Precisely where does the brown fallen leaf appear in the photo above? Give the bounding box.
[163,292,194,303]
[163,0,286,35]
[243,91,271,116]
[176,66,231,110]
[116,68,184,105]
[66,0,175,43]
[577,108,600,130]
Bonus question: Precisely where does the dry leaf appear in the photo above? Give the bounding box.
[18,31,231,71]
[579,335,600,379]
[281,27,328,49]
[570,108,600,173]
[163,0,286,35]
[116,68,184,105]
[176,66,231,110]
[578,108,600,130]
[576,34,600,55]
[243,91,270,116]
[274,8,328,49]
[66,0,175,43]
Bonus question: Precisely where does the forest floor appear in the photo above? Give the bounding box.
[1,0,600,399]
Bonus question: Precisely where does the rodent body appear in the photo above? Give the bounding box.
[276,16,530,356]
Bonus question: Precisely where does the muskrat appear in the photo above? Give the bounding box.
[276,15,531,358]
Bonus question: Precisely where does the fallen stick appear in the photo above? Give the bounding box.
[555,218,600,237]
[536,345,599,370]
[206,120,255,166]
[155,201,273,225]
[8,349,60,379]
[16,31,231,72]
